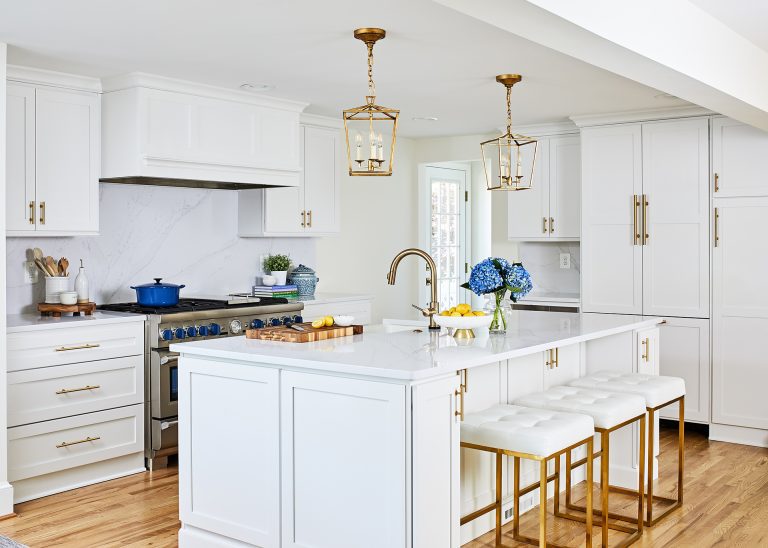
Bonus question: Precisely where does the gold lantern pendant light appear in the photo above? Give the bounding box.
[343,28,399,176]
[481,74,537,191]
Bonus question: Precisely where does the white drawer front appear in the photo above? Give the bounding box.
[8,356,144,427]
[7,321,144,371]
[302,301,372,325]
[8,404,144,482]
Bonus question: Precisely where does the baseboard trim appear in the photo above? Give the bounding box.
[709,423,768,448]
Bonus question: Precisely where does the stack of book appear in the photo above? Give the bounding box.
[252,284,299,298]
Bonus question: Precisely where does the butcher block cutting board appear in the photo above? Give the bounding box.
[245,323,363,343]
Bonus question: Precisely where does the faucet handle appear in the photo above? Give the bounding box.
[412,303,438,317]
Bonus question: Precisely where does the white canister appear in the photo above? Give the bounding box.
[45,276,70,304]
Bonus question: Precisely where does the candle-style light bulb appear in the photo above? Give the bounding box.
[369,130,377,162]
[377,132,384,161]
[515,150,523,179]
[355,133,362,161]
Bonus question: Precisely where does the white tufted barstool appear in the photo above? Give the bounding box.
[461,404,595,548]
[514,386,647,548]
[570,371,686,526]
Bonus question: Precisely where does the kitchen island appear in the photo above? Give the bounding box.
[171,311,662,548]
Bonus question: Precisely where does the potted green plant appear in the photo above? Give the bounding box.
[262,254,292,285]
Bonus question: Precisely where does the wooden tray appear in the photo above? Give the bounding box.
[245,323,363,343]
[38,302,97,317]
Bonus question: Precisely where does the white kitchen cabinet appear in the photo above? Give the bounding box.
[712,117,768,197]
[581,119,710,319]
[238,122,341,237]
[508,134,580,240]
[542,343,580,389]
[6,81,100,236]
[712,197,768,431]
[280,371,406,548]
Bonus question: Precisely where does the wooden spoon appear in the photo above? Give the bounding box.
[58,257,69,277]
[33,247,44,262]
[34,258,50,277]
[44,256,59,277]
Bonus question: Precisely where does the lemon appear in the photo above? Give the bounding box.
[324,315,334,327]
[450,312,462,317]
[311,319,325,329]
[439,310,451,316]
[456,303,471,315]
[472,310,486,316]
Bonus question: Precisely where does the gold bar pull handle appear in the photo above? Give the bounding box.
[55,343,101,352]
[555,347,559,368]
[29,201,35,225]
[714,207,720,247]
[39,201,46,225]
[641,337,650,362]
[56,384,101,395]
[542,217,548,234]
[454,369,467,421]
[301,210,306,227]
[714,172,719,193]
[550,217,555,234]
[633,195,640,245]
[307,210,313,228]
[56,436,100,449]
[642,194,649,245]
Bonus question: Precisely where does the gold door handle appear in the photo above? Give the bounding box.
[55,343,100,352]
[554,347,559,368]
[642,194,649,245]
[633,195,641,245]
[714,172,719,193]
[641,337,650,362]
[542,217,548,234]
[301,210,306,227]
[307,210,313,228]
[455,369,467,421]
[714,208,720,247]
[56,436,100,449]
[550,217,555,234]
[56,384,101,395]
[29,201,35,225]
[39,201,46,225]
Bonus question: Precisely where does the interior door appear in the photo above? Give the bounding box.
[712,197,768,429]
[35,87,99,233]
[548,135,581,239]
[507,139,550,239]
[6,83,36,233]
[641,118,710,318]
[581,124,643,314]
[303,125,339,233]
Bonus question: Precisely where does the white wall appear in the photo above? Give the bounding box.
[316,138,420,324]
[0,42,14,515]
[6,185,316,314]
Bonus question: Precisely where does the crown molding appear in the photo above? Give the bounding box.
[101,72,308,113]
[497,120,579,137]
[6,64,101,93]
[570,105,715,127]
[300,112,344,129]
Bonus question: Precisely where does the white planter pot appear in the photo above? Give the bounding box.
[271,271,288,285]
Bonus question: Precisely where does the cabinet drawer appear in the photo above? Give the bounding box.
[8,356,144,427]
[7,321,144,371]
[8,404,144,482]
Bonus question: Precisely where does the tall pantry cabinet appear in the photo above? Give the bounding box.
[580,117,711,424]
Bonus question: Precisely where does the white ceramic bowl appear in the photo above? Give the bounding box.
[433,314,493,331]
[59,291,78,305]
[333,315,354,327]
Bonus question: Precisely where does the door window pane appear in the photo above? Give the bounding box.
[429,176,465,310]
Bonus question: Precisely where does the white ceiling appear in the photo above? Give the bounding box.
[691,0,768,53]
[0,0,694,137]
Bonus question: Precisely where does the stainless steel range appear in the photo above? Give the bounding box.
[99,297,304,469]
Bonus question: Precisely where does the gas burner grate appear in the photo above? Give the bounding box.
[99,297,290,315]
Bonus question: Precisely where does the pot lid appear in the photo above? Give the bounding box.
[131,277,184,289]
[290,264,316,276]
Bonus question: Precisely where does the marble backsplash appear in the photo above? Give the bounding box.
[518,241,580,296]
[6,184,315,315]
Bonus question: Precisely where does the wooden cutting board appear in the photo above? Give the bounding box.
[245,323,363,343]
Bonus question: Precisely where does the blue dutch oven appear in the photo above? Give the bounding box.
[131,278,186,307]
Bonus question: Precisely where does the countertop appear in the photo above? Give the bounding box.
[7,311,146,333]
[171,310,661,381]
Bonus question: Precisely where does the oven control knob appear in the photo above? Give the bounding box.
[229,319,243,334]
[292,315,303,324]
[160,328,174,341]
[209,323,221,336]
[186,326,198,337]
[174,327,186,340]
[269,317,281,327]
[250,319,265,329]
[280,316,293,325]
[198,325,209,336]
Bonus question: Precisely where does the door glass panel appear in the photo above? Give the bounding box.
[429,174,466,310]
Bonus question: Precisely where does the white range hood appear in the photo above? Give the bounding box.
[100,73,308,190]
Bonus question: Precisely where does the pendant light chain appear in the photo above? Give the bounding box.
[506,85,512,136]
[367,42,376,98]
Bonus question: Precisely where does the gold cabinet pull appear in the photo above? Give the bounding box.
[633,195,641,245]
[455,369,467,421]
[542,217,548,234]
[28,201,35,225]
[56,384,101,395]
[307,210,313,228]
[714,208,720,247]
[714,172,719,193]
[301,210,306,227]
[550,217,555,234]
[641,337,650,362]
[56,436,100,449]
[39,201,46,225]
[642,194,649,245]
[554,347,559,368]
[55,343,100,352]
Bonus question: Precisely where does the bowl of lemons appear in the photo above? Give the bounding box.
[433,303,491,339]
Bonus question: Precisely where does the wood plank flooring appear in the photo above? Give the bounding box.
[0,427,765,547]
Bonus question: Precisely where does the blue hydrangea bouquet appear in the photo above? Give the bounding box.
[460,258,533,333]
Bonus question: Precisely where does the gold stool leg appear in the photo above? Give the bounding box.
[565,449,572,507]
[514,455,521,541]
[496,451,503,547]
[586,438,594,548]
[539,459,547,548]
[638,415,646,535]
[646,407,655,526]
[554,455,561,516]
[600,431,610,548]
[678,397,685,506]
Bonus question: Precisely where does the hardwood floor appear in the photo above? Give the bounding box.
[0,427,766,547]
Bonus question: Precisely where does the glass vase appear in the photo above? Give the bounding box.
[486,290,511,334]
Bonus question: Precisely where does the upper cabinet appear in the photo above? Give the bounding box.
[581,118,710,318]
[712,117,768,197]
[507,134,580,240]
[238,118,342,237]
[100,73,306,189]
[6,69,101,236]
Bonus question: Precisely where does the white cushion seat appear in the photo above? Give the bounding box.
[569,371,685,408]
[461,404,594,458]
[514,386,646,430]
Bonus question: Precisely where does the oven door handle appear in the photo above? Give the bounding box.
[160,420,178,430]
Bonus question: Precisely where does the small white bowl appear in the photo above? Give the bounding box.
[333,315,354,327]
[59,291,78,305]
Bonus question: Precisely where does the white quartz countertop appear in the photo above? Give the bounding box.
[7,311,146,333]
[172,311,662,381]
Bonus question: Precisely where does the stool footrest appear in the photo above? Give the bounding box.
[564,501,639,532]
[556,506,637,535]
[459,500,497,526]
[513,532,573,548]
[519,471,559,497]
